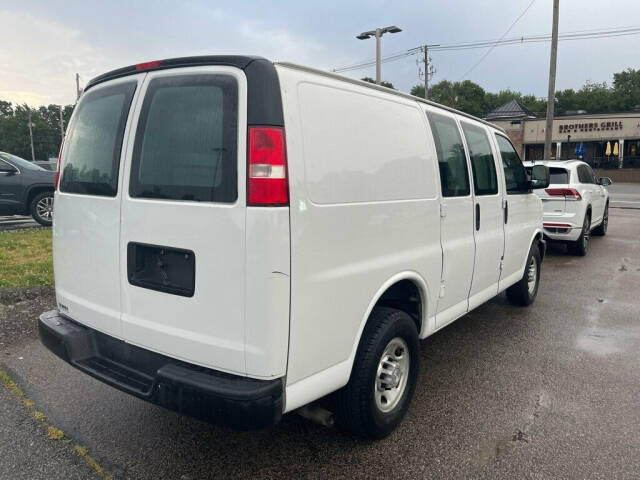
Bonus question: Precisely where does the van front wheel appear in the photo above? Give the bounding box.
[336,307,419,439]
[506,244,541,307]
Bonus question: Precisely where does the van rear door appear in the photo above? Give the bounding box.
[119,67,248,375]
[55,76,142,337]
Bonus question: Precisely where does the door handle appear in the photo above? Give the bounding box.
[503,200,508,224]
[475,203,480,231]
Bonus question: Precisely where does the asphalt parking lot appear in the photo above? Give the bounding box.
[1,208,639,479]
[0,216,39,232]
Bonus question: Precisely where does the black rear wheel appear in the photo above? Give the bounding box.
[569,213,591,256]
[593,203,608,236]
[336,307,419,439]
[30,191,54,227]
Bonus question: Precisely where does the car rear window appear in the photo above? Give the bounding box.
[129,74,238,203]
[549,167,569,184]
[525,166,569,185]
[60,81,136,196]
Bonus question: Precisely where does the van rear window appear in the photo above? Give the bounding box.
[60,81,136,196]
[129,74,238,203]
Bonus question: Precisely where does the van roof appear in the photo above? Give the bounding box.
[85,55,503,133]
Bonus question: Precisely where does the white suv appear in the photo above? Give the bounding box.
[524,160,611,256]
[40,56,550,438]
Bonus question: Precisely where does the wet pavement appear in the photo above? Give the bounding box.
[608,182,640,209]
[1,209,639,479]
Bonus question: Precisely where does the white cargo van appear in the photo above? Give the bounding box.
[40,56,550,438]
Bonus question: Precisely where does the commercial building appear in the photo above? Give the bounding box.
[485,100,640,169]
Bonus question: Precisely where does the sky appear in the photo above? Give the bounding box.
[1,0,639,106]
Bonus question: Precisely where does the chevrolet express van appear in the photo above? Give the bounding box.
[39,56,550,439]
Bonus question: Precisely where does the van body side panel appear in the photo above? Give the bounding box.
[54,75,144,338]
[277,66,441,386]
[244,207,290,378]
[118,66,248,374]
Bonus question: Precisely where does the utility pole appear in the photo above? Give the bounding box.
[58,105,65,141]
[76,73,81,102]
[419,44,439,99]
[28,109,35,162]
[543,0,560,160]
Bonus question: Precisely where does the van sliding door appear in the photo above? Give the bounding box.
[424,109,475,328]
[460,122,504,309]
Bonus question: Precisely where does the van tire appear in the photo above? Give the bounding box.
[30,191,54,227]
[506,244,541,307]
[336,307,419,439]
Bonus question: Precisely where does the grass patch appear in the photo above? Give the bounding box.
[0,228,53,288]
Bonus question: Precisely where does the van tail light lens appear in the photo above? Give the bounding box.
[248,126,288,206]
[54,141,64,190]
[545,187,582,200]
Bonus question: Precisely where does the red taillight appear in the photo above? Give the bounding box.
[248,126,288,206]
[543,222,572,228]
[135,60,162,71]
[54,141,64,190]
[545,187,582,200]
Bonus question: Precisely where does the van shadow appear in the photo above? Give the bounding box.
[92,292,547,480]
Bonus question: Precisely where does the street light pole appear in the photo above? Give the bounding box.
[375,29,382,84]
[357,25,402,85]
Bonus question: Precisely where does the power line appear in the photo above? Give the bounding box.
[458,0,537,80]
[332,25,640,73]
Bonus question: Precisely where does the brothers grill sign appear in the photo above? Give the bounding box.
[559,121,623,133]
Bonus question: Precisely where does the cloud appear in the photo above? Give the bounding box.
[0,10,116,105]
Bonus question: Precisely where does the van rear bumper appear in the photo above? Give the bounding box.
[38,310,283,430]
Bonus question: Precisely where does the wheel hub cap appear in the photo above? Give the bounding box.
[36,197,54,221]
[526,257,537,294]
[375,337,410,413]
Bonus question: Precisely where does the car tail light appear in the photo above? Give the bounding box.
[248,126,288,206]
[54,141,64,190]
[135,60,162,71]
[545,187,582,200]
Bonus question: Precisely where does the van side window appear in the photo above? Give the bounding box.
[60,81,137,196]
[130,74,238,203]
[427,112,470,197]
[461,123,498,195]
[495,134,529,194]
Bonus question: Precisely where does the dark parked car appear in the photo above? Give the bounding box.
[0,152,55,226]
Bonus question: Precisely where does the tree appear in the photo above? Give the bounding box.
[411,79,488,117]
[361,77,396,89]
[0,100,74,160]
[613,68,640,111]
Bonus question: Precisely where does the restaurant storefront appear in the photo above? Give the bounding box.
[485,102,640,169]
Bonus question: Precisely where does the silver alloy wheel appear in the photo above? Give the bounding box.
[374,337,410,413]
[36,195,54,221]
[602,206,608,232]
[526,256,537,295]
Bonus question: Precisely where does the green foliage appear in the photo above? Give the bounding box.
[410,68,640,117]
[361,77,396,89]
[0,101,74,160]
